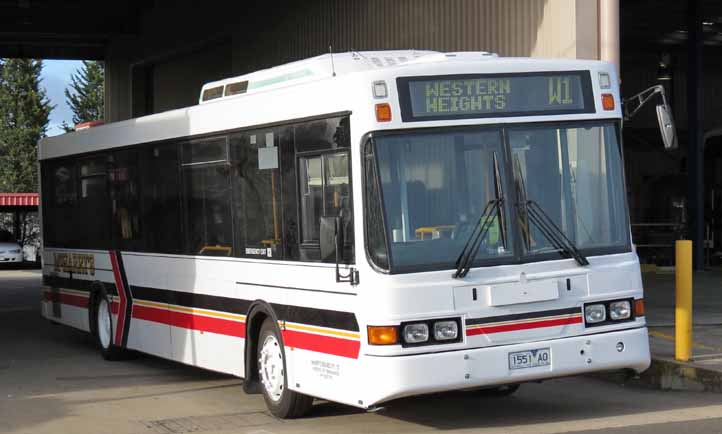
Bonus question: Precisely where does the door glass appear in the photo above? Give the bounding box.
[299,156,323,243]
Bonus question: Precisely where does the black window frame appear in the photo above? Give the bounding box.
[39,111,354,264]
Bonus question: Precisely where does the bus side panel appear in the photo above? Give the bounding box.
[121,253,171,361]
[281,286,362,408]
[40,249,115,334]
[163,256,245,376]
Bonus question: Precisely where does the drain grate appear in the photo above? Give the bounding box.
[140,412,278,434]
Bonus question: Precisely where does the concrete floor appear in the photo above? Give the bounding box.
[643,270,722,374]
[3,269,722,434]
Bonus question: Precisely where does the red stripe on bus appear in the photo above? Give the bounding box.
[43,291,89,308]
[282,329,360,359]
[131,304,246,338]
[466,316,582,336]
[128,304,358,358]
[109,252,128,346]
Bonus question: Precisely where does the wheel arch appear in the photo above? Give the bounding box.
[243,300,284,394]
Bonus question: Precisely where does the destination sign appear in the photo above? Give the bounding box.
[398,72,594,121]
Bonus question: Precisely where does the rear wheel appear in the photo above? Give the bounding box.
[257,318,313,418]
[93,289,126,360]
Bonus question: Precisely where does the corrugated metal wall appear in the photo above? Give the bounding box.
[108,0,600,121]
[232,0,591,75]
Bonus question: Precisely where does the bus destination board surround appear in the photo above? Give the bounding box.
[397,71,595,122]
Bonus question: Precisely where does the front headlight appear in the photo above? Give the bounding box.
[403,323,429,344]
[609,300,631,320]
[9,249,21,254]
[433,320,458,340]
[584,304,607,324]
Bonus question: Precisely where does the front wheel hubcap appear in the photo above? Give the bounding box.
[259,334,284,402]
[97,298,112,349]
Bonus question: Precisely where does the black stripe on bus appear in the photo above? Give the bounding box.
[130,285,359,332]
[115,251,133,348]
[131,286,252,316]
[42,275,118,295]
[465,306,581,326]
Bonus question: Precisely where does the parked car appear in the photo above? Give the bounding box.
[0,230,23,264]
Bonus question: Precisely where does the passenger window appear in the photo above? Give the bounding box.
[182,137,233,256]
[141,143,183,254]
[77,156,110,249]
[230,129,284,259]
[53,164,76,206]
[110,151,142,249]
[43,162,77,247]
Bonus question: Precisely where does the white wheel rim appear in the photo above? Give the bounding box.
[259,334,284,402]
[97,298,112,349]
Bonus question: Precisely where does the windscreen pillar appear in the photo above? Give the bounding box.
[687,0,705,270]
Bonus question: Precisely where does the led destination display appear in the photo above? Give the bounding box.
[398,71,594,121]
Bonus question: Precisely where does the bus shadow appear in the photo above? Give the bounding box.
[372,378,722,430]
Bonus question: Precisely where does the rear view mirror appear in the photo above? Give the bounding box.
[656,103,678,150]
[624,85,677,151]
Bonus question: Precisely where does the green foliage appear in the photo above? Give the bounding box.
[63,60,104,131]
[0,58,52,193]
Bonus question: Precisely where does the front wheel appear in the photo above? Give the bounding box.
[257,318,313,418]
[93,289,126,360]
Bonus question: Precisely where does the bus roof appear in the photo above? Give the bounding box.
[198,51,499,104]
[39,51,619,161]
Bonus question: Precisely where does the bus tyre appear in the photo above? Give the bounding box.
[257,318,313,418]
[477,384,520,397]
[93,289,125,361]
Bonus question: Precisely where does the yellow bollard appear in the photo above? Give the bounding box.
[675,240,693,362]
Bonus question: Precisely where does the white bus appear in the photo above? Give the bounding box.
[40,50,654,418]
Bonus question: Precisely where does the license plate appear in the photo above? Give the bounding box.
[508,348,551,370]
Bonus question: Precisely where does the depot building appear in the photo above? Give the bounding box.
[1,0,720,269]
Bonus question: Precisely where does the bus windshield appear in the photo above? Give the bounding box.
[364,121,630,274]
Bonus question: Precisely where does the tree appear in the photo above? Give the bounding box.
[0,58,52,252]
[0,58,51,192]
[63,60,104,131]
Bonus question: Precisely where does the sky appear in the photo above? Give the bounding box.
[41,59,83,137]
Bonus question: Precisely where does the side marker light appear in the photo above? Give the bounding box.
[375,103,392,122]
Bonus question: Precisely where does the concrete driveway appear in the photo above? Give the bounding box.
[2,269,722,434]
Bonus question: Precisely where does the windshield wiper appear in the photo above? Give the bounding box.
[512,156,589,266]
[453,152,507,279]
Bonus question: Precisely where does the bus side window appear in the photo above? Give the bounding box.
[181,137,233,256]
[141,143,183,254]
[230,129,286,260]
[110,150,142,250]
[43,160,77,247]
[77,156,111,249]
[295,117,354,263]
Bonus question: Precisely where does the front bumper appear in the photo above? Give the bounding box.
[361,327,650,406]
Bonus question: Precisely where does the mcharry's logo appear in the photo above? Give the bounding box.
[54,253,95,275]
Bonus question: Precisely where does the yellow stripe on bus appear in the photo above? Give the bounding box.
[284,322,360,340]
[133,299,246,322]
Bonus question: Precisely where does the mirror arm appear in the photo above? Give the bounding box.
[623,85,667,121]
[334,217,359,285]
